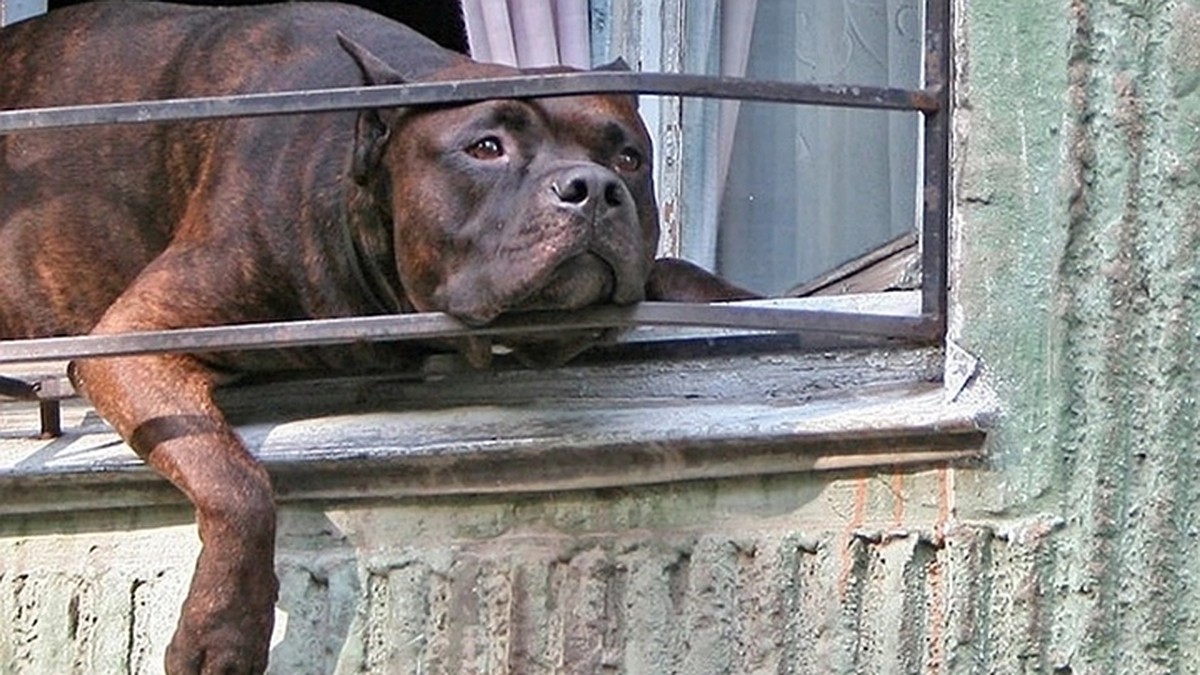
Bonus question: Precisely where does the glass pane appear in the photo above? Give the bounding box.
[712,104,919,296]
[0,0,47,26]
[683,0,923,296]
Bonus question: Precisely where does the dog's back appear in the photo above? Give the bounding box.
[0,1,458,339]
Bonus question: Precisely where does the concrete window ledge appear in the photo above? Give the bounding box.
[0,340,989,516]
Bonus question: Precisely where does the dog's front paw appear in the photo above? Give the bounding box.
[164,556,279,675]
[166,621,270,675]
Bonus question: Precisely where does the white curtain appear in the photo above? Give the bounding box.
[674,1,759,273]
[462,0,591,68]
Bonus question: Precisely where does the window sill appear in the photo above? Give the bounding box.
[0,337,989,516]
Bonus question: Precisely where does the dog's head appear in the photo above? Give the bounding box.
[341,37,659,366]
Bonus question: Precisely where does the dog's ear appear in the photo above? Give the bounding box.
[592,57,639,109]
[594,56,632,72]
[339,32,405,85]
[338,33,406,185]
[645,258,761,302]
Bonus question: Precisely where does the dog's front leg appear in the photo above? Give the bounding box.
[71,351,277,675]
[646,257,760,301]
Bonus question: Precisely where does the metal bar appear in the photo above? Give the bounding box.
[0,304,929,365]
[919,0,951,336]
[0,374,35,398]
[0,71,938,135]
[38,400,60,438]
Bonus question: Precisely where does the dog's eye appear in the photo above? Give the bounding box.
[614,148,642,173]
[466,137,505,160]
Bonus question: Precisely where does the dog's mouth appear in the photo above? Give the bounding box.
[501,326,620,368]
[454,251,630,368]
[516,251,618,313]
[459,325,618,369]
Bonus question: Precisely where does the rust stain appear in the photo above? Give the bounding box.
[837,474,870,596]
[891,471,906,528]
[925,553,946,674]
[908,86,942,113]
[925,466,952,674]
[936,466,951,540]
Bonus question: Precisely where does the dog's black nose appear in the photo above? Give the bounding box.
[551,166,624,210]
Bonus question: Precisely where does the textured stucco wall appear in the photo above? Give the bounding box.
[953,0,1200,670]
[1,471,961,674]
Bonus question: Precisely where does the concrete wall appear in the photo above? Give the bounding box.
[4,0,1200,673]
[2,472,961,674]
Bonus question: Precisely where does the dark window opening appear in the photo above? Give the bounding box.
[47,0,470,54]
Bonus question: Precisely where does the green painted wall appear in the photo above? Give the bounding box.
[955,0,1200,669]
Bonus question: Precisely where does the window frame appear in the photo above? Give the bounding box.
[0,0,958,444]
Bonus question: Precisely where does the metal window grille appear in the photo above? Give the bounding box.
[0,0,951,429]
